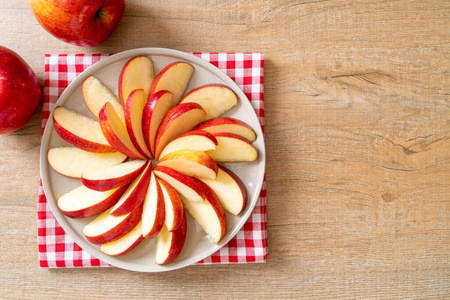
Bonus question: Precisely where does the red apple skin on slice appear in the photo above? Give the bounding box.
[194,117,256,142]
[153,166,206,203]
[155,211,187,265]
[157,178,184,232]
[197,164,247,215]
[99,102,146,160]
[149,61,194,106]
[53,106,115,153]
[179,84,238,120]
[124,89,152,159]
[82,75,125,122]
[58,184,128,219]
[81,160,147,192]
[110,162,153,217]
[157,149,218,180]
[118,56,154,106]
[142,171,165,239]
[206,132,257,162]
[48,147,127,179]
[142,90,174,157]
[181,178,227,244]
[83,204,143,245]
[153,102,206,159]
[159,129,218,158]
[100,221,145,256]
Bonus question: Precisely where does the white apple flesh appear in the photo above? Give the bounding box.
[179,84,237,120]
[142,171,165,239]
[154,102,206,159]
[100,221,145,256]
[118,56,154,107]
[181,178,227,244]
[83,204,143,244]
[142,90,174,157]
[194,117,256,142]
[157,178,184,232]
[197,164,247,215]
[159,129,218,159]
[53,106,115,153]
[206,132,257,162]
[157,150,218,180]
[155,211,187,265]
[82,75,124,122]
[153,166,206,203]
[81,159,147,191]
[149,61,194,105]
[109,162,153,216]
[99,102,146,160]
[124,89,152,159]
[48,147,127,179]
[58,184,128,218]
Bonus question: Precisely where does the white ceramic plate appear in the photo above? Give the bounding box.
[40,48,265,272]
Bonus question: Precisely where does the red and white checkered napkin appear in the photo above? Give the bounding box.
[38,52,267,268]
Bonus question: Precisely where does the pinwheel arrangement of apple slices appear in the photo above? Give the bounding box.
[47,56,258,265]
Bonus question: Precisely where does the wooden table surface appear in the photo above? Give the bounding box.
[1,0,448,298]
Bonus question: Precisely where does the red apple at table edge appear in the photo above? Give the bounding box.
[29,0,125,47]
[0,46,41,135]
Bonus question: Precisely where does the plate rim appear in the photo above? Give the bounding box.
[39,47,266,272]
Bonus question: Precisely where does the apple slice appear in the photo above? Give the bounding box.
[158,150,218,180]
[157,178,184,232]
[153,102,206,159]
[153,166,205,203]
[206,133,257,162]
[53,106,115,153]
[124,89,152,158]
[155,211,187,265]
[149,61,194,106]
[82,75,124,122]
[142,171,165,239]
[48,147,126,179]
[179,84,238,120]
[194,117,256,142]
[58,184,128,218]
[159,130,218,158]
[100,221,145,256]
[181,179,227,244]
[197,164,247,215]
[110,162,152,216]
[142,90,174,157]
[83,204,143,244]
[99,102,146,160]
[81,160,147,191]
[118,56,154,106]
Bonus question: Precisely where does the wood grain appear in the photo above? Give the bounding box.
[0,0,448,298]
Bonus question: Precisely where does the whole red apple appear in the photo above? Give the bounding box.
[29,0,125,47]
[0,46,41,135]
